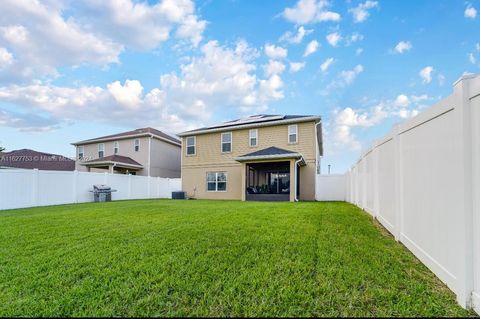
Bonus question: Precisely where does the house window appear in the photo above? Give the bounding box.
[249,129,258,147]
[288,125,298,144]
[186,136,196,155]
[114,141,119,154]
[221,132,232,153]
[134,139,140,152]
[78,146,84,160]
[97,143,105,158]
[207,172,227,192]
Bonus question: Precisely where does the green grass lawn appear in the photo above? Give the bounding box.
[0,200,472,317]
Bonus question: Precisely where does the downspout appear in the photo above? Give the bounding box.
[315,121,322,174]
[147,134,153,177]
[294,156,303,202]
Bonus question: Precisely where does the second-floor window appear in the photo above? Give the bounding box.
[221,132,232,153]
[78,146,84,160]
[249,129,258,147]
[114,141,119,154]
[98,143,104,158]
[288,125,298,144]
[186,136,196,155]
[134,139,140,152]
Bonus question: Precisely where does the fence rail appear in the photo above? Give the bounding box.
[0,169,181,211]
[345,74,480,313]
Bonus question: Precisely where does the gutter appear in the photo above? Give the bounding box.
[234,153,303,162]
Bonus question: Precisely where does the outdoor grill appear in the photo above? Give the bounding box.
[91,184,117,202]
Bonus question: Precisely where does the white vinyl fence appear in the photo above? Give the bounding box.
[315,174,346,201]
[345,74,480,312]
[0,169,182,211]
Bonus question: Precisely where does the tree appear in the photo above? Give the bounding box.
[0,146,4,152]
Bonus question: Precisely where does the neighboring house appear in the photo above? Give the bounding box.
[177,115,323,202]
[72,128,181,178]
[0,149,75,171]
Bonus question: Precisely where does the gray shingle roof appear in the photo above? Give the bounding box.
[179,114,318,135]
[83,155,142,167]
[0,149,75,171]
[237,147,298,158]
[73,127,180,145]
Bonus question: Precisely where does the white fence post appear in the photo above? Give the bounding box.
[72,170,78,203]
[452,76,474,308]
[128,174,132,199]
[32,169,39,207]
[393,125,402,241]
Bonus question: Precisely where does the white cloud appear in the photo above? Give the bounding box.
[0,0,207,82]
[330,93,429,151]
[321,64,363,95]
[0,2,122,81]
[393,41,412,54]
[303,40,319,57]
[0,47,13,67]
[280,26,313,44]
[468,52,476,64]
[419,66,434,84]
[74,0,206,48]
[393,94,410,107]
[326,32,342,47]
[465,5,477,19]
[346,32,364,45]
[282,0,341,24]
[437,73,446,86]
[320,57,335,72]
[263,60,286,77]
[356,48,364,55]
[331,105,386,150]
[289,62,305,72]
[0,108,59,132]
[264,43,288,59]
[476,43,480,52]
[0,40,285,132]
[107,80,144,110]
[349,0,378,23]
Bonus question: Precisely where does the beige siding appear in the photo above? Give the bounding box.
[181,121,318,200]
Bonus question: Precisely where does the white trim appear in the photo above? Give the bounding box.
[147,136,152,176]
[206,171,227,192]
[97,143,105,158]
[249,129,258,147]
[134,139,140,152]
[177,116,321,137]
[472,291,480,314]
[221,132,232,153]
[186,136,196,156]
[78,145,84,160]
[113,141,119,154]
[288,124,298,144]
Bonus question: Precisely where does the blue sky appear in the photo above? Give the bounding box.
[0,0,479,173]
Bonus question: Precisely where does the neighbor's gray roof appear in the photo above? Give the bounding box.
[72,127,181,146]
[0,149,75,171]
[177,114,320,136]
[81,155,143,168]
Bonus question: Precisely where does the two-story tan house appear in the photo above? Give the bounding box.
[72,128,181,178]
[177,115,323,202]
